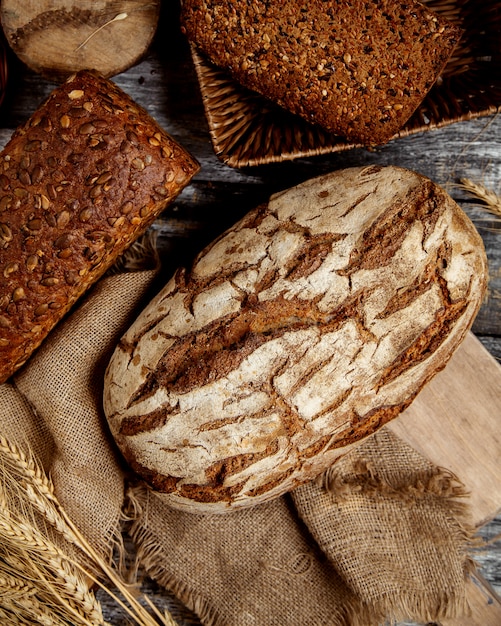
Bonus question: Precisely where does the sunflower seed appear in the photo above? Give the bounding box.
[45,213,56,227]
[57,248,73,259]
[27,218,42,231]
[19,170,32,186]
[31,165,44,184]
[34,303,49,316]
[0,195,12,210]
[0,315,11,328]
[69,106,86,118]
[12,287,26,302]
[79,122,96,135]
[96,171,112,185]
[14,188,29,199]
[126,130,139,144]
[108,216,125,227]
[131,158,145,171]
[79,208,92,222]
[47,184,57,200]
[26,255,39,272]
[120,201,133,215]
[0,223,13,241]
[89,185,103,199]
[3,262,18,277]
[54,234,72,249]
[56,210,71,228]
[40,277,59,287]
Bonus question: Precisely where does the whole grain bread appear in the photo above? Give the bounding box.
[0,70,199,383]
[103,165,487,513]
[181,0,462,146]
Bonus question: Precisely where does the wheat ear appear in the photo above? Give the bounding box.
[0,508,105,625]
[0,572,38,599]
[0,435,177,625]
[457,178,501,221]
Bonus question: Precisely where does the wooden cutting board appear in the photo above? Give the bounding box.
[389,331,501,625]
[0,0,161,80]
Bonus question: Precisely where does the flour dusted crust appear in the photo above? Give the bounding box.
[104,165,487,512]
[180,0,462,145]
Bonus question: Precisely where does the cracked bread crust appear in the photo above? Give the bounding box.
[104,165,487,513]
[180,0,462,146]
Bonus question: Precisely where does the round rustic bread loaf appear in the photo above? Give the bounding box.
[103,165,488,513]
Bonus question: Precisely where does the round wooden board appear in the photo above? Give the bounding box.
[0,0,161,80]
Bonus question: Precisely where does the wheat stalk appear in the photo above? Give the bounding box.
[0,435,177,626]
[0,435,54,491]
[457,178,501,222]
[0,509,104,625]
[0,572,38,599]
[0,571,98,626]
[42,554,106,624]
[4,594,61,626]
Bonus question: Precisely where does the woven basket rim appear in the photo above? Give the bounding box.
[190,0,501,168]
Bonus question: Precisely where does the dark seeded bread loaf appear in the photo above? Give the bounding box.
[180,0,462,145]
[103,165,487,513]
[0,70,199,383]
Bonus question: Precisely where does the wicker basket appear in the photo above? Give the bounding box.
[190,0,501,168]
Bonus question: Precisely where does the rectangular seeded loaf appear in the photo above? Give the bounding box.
[181,0,462,145]
[0,70,199,383]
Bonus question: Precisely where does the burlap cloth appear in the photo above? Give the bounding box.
[0,262,477,625]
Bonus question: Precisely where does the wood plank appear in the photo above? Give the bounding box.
[0,0,161,80]
[390,332,501,625]
[389,332,501,529]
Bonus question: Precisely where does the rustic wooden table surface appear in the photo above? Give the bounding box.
[1,3,500,625]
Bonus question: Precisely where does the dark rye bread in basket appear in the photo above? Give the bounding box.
[181,0,462,147]
[0,70,199,383]
[186,0,501,167]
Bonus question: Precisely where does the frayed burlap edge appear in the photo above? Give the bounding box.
[314,451,480,624]
[124,483,388,626]
[124,484,216,626]
[321,455,472,507]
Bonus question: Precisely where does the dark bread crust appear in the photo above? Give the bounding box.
[180,0,462,145]
[0,70,199,383]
